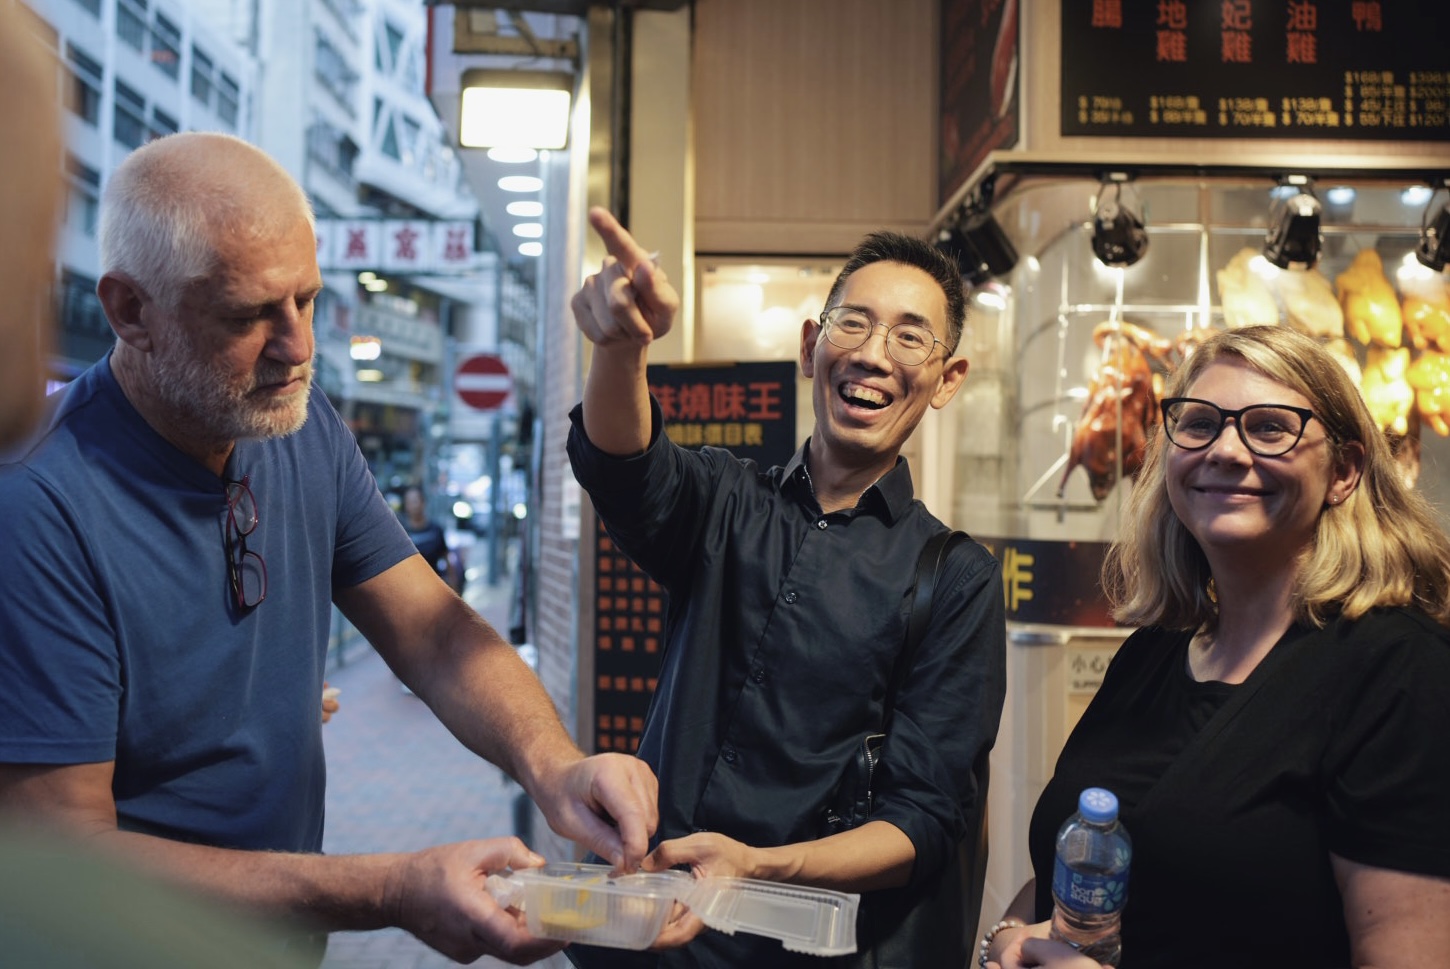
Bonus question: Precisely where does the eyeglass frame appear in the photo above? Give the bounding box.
[1159,396,1321,457]
[817,306,951,367]
[224,474,268,610]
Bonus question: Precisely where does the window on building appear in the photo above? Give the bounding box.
[117,0,147,52]
[315,31,357,111]
[217,73,239,127]
[148,107,178,141]
[384,21,404,67]
[59,269,108,338]
[191,46,214,105]
[113,79,147,150]
[150,12,181,79]
[65,43,103,126]
[70,0,101,16]
[379,115,400,161]
[400,115,420,165]
[65,156,101,236]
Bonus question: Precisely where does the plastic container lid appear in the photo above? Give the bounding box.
[685,877,860,956]
[486,862,693,950]
[1078,786,1119,823]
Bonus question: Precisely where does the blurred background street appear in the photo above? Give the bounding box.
[319,559,568,969]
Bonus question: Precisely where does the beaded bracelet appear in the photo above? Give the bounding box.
[978,918,1027,968]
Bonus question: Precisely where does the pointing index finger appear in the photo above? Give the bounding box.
[588,207,655,272]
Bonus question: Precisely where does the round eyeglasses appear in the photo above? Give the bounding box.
[819,307,949,367]
[224,475,267,610]
[1160,397,1319,457]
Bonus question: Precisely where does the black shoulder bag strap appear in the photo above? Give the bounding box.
[883,529,968,732]
[849,528,986,969]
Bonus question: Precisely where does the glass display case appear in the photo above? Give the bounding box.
[956,174,1450,552]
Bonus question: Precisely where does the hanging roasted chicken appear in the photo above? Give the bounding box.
[1057,322,1162,501]
[1337,249,1404,347]
[1361,346,1415,437]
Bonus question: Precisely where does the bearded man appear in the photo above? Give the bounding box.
[0,133,657,967]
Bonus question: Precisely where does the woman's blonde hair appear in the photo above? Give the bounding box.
[1103,324,1450,630]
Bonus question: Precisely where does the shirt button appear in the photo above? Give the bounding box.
[722,746,738,764]
[816,519,828,530]
[784,591,798,604]
[751,667,766,683]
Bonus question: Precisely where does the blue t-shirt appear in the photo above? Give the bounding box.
[0,355,416,852]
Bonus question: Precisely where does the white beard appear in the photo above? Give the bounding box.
[149,326,312,443]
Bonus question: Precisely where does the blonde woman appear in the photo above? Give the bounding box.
[985,325,1450,969]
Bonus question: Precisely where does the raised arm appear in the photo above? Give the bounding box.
[570,207,680,456]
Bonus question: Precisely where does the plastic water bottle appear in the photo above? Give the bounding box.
[1050,787,1131,965]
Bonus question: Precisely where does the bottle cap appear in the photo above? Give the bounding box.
[1078,787,1119,823]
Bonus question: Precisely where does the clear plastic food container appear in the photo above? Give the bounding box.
[685,877,860,956]
[486,862,860,955]
[485,862,693,950]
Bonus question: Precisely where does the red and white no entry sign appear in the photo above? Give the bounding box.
[454,353,512,412]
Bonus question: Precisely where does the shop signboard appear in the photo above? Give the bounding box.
[940,0,1021,206]
[1061,0,1450,142]
[976,536,1117,628]
[590,361,798,756]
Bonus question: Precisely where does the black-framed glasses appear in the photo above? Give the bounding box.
[224,475,267,609]
[1160,397,1318,457]
[819,306,949,367]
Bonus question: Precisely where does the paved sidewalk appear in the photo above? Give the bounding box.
[317,576,570,969]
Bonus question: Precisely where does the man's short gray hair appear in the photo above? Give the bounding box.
[98,133,315,309]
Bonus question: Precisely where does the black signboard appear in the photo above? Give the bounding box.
[590,361,798,756]
[977,536,1117,628]
[1061,0,1450,141]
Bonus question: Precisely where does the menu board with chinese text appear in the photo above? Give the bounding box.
[590,361,798,756]
[1061,0,1449,141]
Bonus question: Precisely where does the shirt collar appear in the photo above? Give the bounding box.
[780,439,916,522]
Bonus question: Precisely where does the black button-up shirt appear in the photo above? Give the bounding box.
[568,400,1006,886]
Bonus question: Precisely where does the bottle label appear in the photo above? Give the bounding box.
[1051,858,1128,915]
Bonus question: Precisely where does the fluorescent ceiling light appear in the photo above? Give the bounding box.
[460,70,572,150]
[507,200,544,217]
[498,175,543,193]
[513,223,544,238]
[488,147,539,163]
[519,241,543,257]
[1403,185,1434,207]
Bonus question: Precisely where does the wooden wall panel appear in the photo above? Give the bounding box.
[692,0,938,254]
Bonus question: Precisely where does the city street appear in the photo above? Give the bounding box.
[318,573,569,969]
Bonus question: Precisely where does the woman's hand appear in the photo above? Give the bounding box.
[984,920,1109,969]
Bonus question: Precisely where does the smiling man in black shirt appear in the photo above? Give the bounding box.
[566,208,1006,967]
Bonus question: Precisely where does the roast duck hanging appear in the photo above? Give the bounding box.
[1057,321,1205,501]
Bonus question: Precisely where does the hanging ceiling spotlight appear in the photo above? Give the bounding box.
[1415,185,1450,272]
[1091,175,1148,268]
[935,216,992,286]
[1263,177,1322,270]
[936,184,1019,285]
[960,204,1018,279]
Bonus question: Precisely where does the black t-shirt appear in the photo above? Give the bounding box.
[1030,608,1450,969]
[403,519,449,575]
